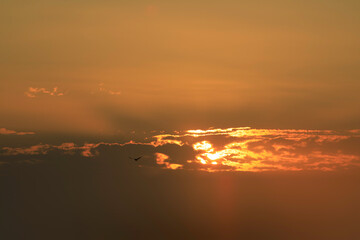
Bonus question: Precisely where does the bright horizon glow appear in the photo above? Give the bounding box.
[3,127,359,172]
[151,127,360,172]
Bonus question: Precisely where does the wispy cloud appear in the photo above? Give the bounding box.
[0,128,35,135]
[97,83,121,95]
[1,141,151,158]
[25,87,64,98]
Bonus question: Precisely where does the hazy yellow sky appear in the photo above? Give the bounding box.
[1,0,360,135]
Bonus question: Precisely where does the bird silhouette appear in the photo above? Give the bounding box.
[129,156,142,161]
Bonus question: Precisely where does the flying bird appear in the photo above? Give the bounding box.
[129,156,143,161]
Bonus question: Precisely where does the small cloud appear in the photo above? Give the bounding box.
[155,153,183,170]
[155,152,169,165]
[97,83,122,96]
[0,128,35,135]
[25,87,64,98]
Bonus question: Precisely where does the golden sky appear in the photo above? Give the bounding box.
[1,0,360,135]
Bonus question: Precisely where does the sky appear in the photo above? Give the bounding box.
[1,1,360,239]
[1,0,360,134]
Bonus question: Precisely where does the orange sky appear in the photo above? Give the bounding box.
[1,2,360,239]
[1,0,360,135]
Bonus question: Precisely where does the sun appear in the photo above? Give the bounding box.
[193,141,213,151]
[205,152,223,161]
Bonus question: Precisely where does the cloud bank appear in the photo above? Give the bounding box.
[1,127,360,172]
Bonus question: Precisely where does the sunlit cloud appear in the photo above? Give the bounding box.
[193,141,213,151]
[155,152,182,170]
[1,140,157,158]
[0,128,35,135]
[187,127,250,135]
[1,127,360,172]
[152,134,184,147]
[25,87,64,98]
[2,142,111,157]
[152,127,360,172]
[180,127,360,172]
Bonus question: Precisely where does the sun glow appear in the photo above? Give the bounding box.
[2,127,360,172]
[204,152,224,161]
[193,141,213,151]
[200,159,207,164]
[179,127,360,171]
